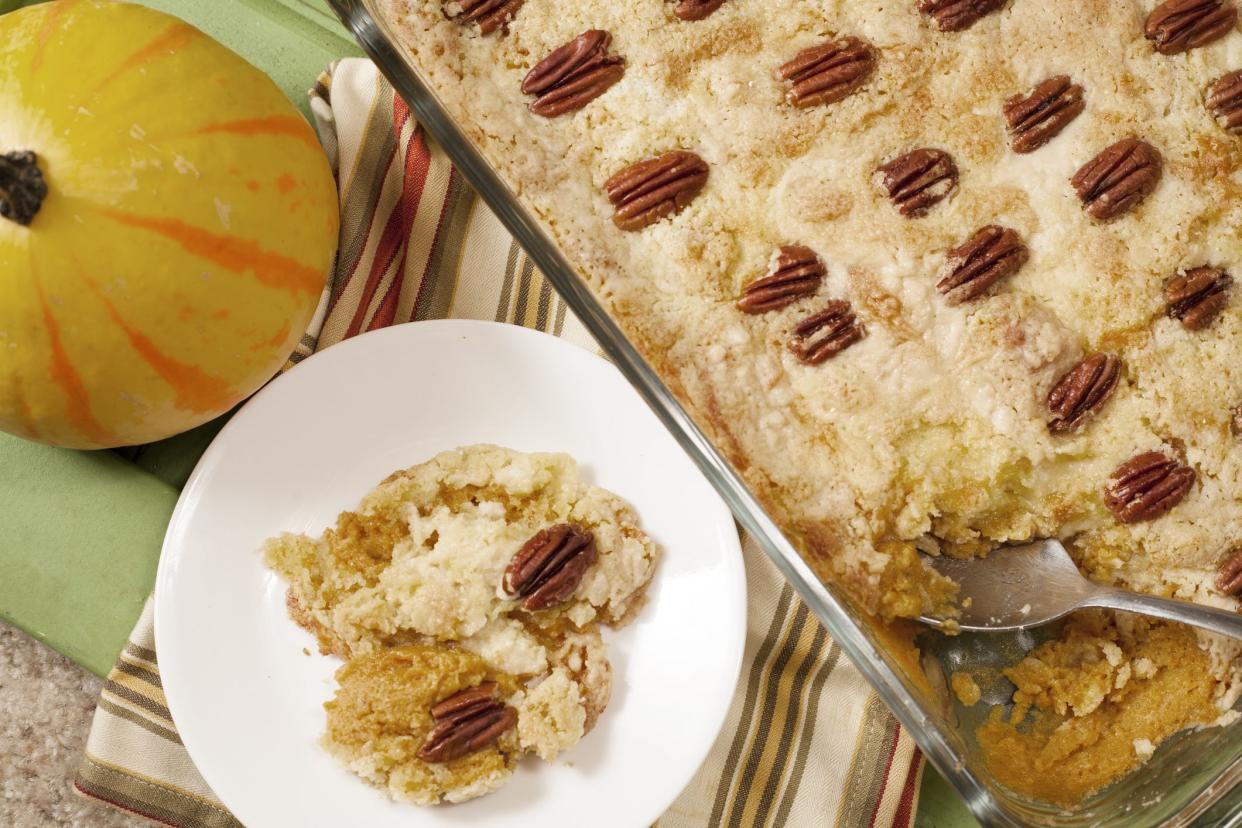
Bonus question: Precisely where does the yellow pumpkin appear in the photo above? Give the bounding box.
[0,0,338,449]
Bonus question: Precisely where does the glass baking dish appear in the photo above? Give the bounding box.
[325,2,1242,824]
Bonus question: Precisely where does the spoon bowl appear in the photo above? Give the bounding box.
[919,539,1242,640]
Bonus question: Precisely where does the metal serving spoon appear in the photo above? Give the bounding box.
[918,538,1242,639]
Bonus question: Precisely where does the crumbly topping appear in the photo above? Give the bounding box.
[379,0,1242,801]
[379,0,1242,625]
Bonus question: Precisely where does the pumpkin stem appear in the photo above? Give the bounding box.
[0,151,48,227]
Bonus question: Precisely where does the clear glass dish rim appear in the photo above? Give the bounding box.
[323,3,1242,825]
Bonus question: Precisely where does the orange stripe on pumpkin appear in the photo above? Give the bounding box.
[103,210,324,297]
[91,21,201,96]
[10,376,42,442]
[252,320,292,352]
[31,0,77,73]
[193,116,320,152]
[85,279,234,415]
[33,275,112,445]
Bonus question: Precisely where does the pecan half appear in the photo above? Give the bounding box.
[522,31,625,118]
[1217,549,1242,595]
[917,0,1006,31]
[778,37,877,109]
[876,148,958,217]
[1071,138,1162,221]
[418,682,518,763]
[737,245,825,314]
[1166,267,1233,330]
[1208,70,1242,135]
[605,151,709,231]
[1104,451,1196,523]
[1004,76,1086,154]
[936,225,1028,305]
[1047,354,1121,433]
[1145,0,1236,55]
[674,0,726,20]
[445,0,524,35]
[504,524,597,611]
[789,301,865,364]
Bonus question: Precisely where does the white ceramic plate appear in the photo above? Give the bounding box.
[155,320,746,828]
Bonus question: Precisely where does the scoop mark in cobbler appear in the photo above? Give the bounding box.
[936,225,1028,305]
[418,682,518,763]
[778,37,877,109]
[1071,137,1162,221]
[1047,354,1121,434]
[504,523,597,611]
[605,150,709,231]
[876,148,958,217]
[522,30,625,118]
[1145,0,1237,55]
[1165,267,1233,330]
[1004,76,1085,154]
[738,245,825,314]
[1104,451,1195,524]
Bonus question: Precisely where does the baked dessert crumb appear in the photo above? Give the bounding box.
[266,445,657,805]
[950,672,982,707]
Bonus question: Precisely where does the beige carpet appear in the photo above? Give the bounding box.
[0,623,148,828]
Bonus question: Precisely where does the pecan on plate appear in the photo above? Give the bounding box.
[1208,70,1242,135]
[444,0,524,35]
[522,31,624,118]
[1047,353,1121,433]
[605,151,709,231]
[418,682,518,763]
[1166,267,1233,330]
[737,245,825,314]
[876,148,958,217]
[673,0,726,20]
[936,225,1028,305]
[778,37,876,109]
[1145,0,1236,55]
[1071,137,1162,221]
[503,524,597,611]
[789,300,865,364]
[917,0,1006,31]
[1104,451,1196,524]
[1217,549,1242,595]
[1004,76,1085,153]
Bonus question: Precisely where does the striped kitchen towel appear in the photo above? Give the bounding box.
[75,59,924,828]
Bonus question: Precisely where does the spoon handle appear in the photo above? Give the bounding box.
[1086,589,1242,641]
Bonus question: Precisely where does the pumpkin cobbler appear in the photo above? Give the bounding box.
[263,444,658,804]
[378,0,1242,804]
